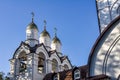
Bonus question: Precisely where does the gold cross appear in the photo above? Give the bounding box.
[44,20,47,30]
[54,27,57,36]
[31,12,34,22]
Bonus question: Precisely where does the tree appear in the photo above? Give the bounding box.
[0,74,3,80]
[5,76,10,80]
[0,72,10,80]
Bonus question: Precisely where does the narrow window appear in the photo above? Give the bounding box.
[52,59,58,72]
[64,64,69,70]
[53,74,58,80]
[74,69,80,80]
[18,52,27,73]
[19,57,27,73]
[38,53,45,73]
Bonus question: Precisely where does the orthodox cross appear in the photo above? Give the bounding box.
[31,12,34,22]
[54,27,57,37]
[44,20,47,30]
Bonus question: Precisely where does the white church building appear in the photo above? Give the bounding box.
[9,16,72,80]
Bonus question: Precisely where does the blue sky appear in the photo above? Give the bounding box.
[0,0,99,74]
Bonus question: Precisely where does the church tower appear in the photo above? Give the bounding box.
[51,28,62,57]
[25,12,39,47]
[39,20,51,51]
[9,13,72,80]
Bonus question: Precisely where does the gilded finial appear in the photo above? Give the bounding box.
[54,27,57,37]
[44,20,47,30]
[31,12,34,22]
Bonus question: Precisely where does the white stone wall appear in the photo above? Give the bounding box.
[62,59,72,70]
[89,19,120,80]
[26,29,38,40]
[10,35,72,80]
[26,29,39,47]
[39,36,51,51]
[51,42,61,52]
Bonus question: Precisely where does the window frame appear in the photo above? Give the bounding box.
[38,53,46,73]
[64,64,69,70]
[53,74,58,80]
[52,59,58,72]
[74,69,80,80]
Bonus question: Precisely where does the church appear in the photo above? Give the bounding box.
[8,0,120,80]
[9,14,72,80]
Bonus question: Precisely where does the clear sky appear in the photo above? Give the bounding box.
[0,0,99,74]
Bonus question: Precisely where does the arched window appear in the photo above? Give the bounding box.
[74,69,80,80]
[53,74,58,80]
[52,59,58,72]
[64,64,69,70]
[38,53,45,73]
[18,51,27,73]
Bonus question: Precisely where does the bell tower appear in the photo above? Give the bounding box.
[51,28,62,57]
[9,14,72,80]
[39,20,51,51]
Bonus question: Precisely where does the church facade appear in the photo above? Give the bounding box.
[9,17,72,80]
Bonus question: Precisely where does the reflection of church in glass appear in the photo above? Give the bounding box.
[96,0,120,33]
[9,0,120,80]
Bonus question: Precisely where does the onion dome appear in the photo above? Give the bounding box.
[26,12,39,47]
[52,36,61,44]
[27,22,38,31]
[40,20,50,37]
[40,29,50,37]
[26,12,38,31]
[39,20,51,50]
[51,28,62,52]
[52,28,61,45]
